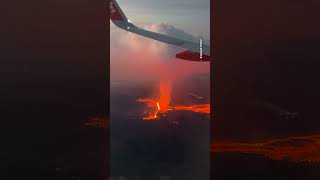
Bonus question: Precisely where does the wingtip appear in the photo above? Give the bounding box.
[176,50,211,61]
[110,0,127,21]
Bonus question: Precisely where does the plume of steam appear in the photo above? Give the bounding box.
[158,76,173,109]
[111,22,210,119]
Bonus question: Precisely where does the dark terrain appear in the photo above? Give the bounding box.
[212,0,320,179]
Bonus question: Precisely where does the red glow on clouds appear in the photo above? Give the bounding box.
[111,23,210,120]
[110,23,209,83]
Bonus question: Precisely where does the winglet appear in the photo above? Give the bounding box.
[176,50,211,61]
[110,0,128,22]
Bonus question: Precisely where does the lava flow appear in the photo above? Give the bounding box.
[137,98,210,120]
[137,92,210,121]
[211,134,320,163]
[136,98,163,120]
[137,75,210,120]
[172,104,210,114]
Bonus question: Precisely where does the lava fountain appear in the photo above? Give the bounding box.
[137,78,210,120]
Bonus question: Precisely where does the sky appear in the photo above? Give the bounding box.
[110,0,210,84]
[110,1,211,178]
[115,0,210,38]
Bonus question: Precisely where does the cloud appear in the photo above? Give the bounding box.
[145,23,202,42]
[110,22,210,83]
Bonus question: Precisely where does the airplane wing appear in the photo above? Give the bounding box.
[109,0,211,61]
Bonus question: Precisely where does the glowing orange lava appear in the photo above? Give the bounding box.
[137,97,210,120]
[172,104,210,114]
[137,98,161,120]
[137,77,210,120]
[157,102,160,111]
[211,135,320,163]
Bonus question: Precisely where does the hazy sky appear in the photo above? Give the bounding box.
[116,0,210,37]
[110,0,210,84]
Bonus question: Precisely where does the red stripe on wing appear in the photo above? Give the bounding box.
[110,0,124,21]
